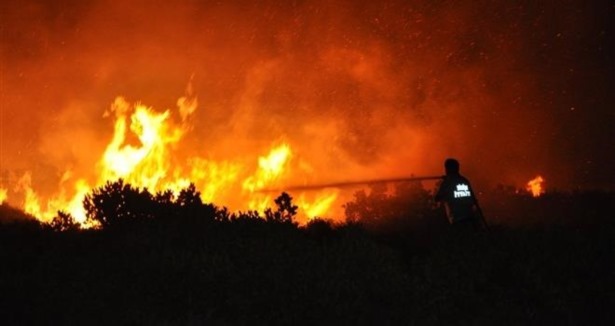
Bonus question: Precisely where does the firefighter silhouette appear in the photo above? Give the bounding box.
[434,158,483,229]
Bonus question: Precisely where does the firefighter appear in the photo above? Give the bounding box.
[434,158,485,230]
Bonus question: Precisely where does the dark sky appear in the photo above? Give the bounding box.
[1,0,614,198]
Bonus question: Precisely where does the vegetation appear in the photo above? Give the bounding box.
[0,180,613,324]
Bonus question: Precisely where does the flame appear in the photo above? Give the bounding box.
[526,175,545,197]
[242,144,292,193]
[62,179,92,224]
[242,143,292,213]
[100,97,184,189]
[14,172,42,218]
[186,158,240,203]
[7,92,337,226]
[297,191,339,219]
[0,187,7,205]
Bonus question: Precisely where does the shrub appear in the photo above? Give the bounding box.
[49,211,80,232]
[344,181,437,231]
[83,179,154,228]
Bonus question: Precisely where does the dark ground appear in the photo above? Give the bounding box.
[0,189,614,325]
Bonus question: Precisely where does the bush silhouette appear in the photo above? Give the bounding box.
[49,211,80,232]
[83,179,155,228]
[176,183,203,207]
[344,181,437,232]
[304,218,335,239]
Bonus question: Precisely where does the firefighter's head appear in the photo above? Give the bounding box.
[444,158,460,175]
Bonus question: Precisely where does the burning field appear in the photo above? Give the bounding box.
[2,88,342,225]
[1,0,613,224]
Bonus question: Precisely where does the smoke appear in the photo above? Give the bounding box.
[1,0,613,208]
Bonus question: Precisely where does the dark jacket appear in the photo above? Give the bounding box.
[434,174,477,224]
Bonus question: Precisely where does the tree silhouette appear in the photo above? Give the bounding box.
[264,192,298,224]
[177,183,203,207]
[174,183,216,224]
[83,179,154,228]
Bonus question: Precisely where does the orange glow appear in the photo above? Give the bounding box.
[2,1,585,228]
[526,176,545,197]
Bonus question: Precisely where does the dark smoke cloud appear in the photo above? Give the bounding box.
[1,0,614,200]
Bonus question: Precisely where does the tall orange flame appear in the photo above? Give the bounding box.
[14,173,42,218]
[526,176,545,197]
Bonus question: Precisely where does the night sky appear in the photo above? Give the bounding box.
[1,0,614,200]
